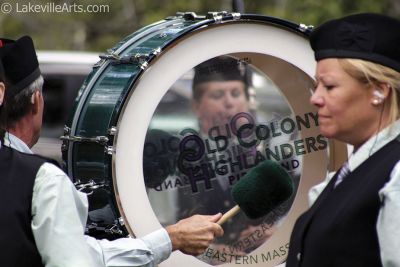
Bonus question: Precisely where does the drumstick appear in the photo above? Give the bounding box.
[217,205,241,225]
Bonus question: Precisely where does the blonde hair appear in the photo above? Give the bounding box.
[338,58,400,124]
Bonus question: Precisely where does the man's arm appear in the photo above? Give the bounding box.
[32,163,95,267]
[85,229,171,267]
[85,213,224,267]
[32,163,224,267]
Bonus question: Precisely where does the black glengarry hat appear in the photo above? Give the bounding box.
[0,36,41,95]
[310,13,400,72]
[193,56,250,84]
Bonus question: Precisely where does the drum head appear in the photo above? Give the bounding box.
[113,19,345,267]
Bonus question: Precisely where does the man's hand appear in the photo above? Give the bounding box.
[166,213,224,256]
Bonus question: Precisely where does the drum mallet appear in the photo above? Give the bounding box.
[217,160,294,225]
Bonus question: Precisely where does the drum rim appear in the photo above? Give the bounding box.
[112,18,323,266]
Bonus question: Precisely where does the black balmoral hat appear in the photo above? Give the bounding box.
[193,56,249,87]
[0,36,41,95]
[310,13,400,72]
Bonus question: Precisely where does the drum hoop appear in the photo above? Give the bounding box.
[69,13,317,252]
[112,16,319,266]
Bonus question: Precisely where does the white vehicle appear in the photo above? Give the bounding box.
[32,51,100,162]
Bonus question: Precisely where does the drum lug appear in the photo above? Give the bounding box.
[100,52,151,70]
[105,146,116,155]
[298,23,314,33]
[174,12,207,21]
[108,126,118,136]
[231,13,241,20]
[74,179,107,195]
[139,61,148,70]
[152,47,161,56]
[207,11,226,23]
[86,222,125,237]
[182,12,199,21]
[61,126,71,152]
[133,53,150,70]
[60,135,109,146]
[99,52,120,61]
[105,224,124,236]
[118,217,125,226]
[206,11,241,23]
[64,125,71,135]
[93,58,106,68]
[61,126,115,152]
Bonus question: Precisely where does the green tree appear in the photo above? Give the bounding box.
[0,0,396,52]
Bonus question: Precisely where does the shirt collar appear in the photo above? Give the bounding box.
[3,132,33,154]
[348,119,400,172]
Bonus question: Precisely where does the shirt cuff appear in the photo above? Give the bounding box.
[141,228,172,264]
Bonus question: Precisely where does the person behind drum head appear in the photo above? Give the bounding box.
[175,56,285,263]
[0,35,224,267]
[283,13,400,267]
[191,55,252,136]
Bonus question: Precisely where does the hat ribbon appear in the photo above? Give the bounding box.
[336,22,374,52]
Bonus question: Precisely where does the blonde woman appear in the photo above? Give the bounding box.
[287,13,400,267]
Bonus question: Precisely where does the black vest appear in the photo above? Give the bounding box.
[287,138,400,267]
[0,145,57,267]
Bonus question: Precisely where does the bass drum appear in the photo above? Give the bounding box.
[62,12,347,267]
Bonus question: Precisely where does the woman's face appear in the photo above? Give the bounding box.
[193,80,249,134]
[311,58,379,148]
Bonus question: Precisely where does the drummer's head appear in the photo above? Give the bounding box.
[0,36,44,147]
[192,56,251,134]
[192,56,250,101]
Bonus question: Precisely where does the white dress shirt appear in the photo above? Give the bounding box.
[3,133,172,267]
